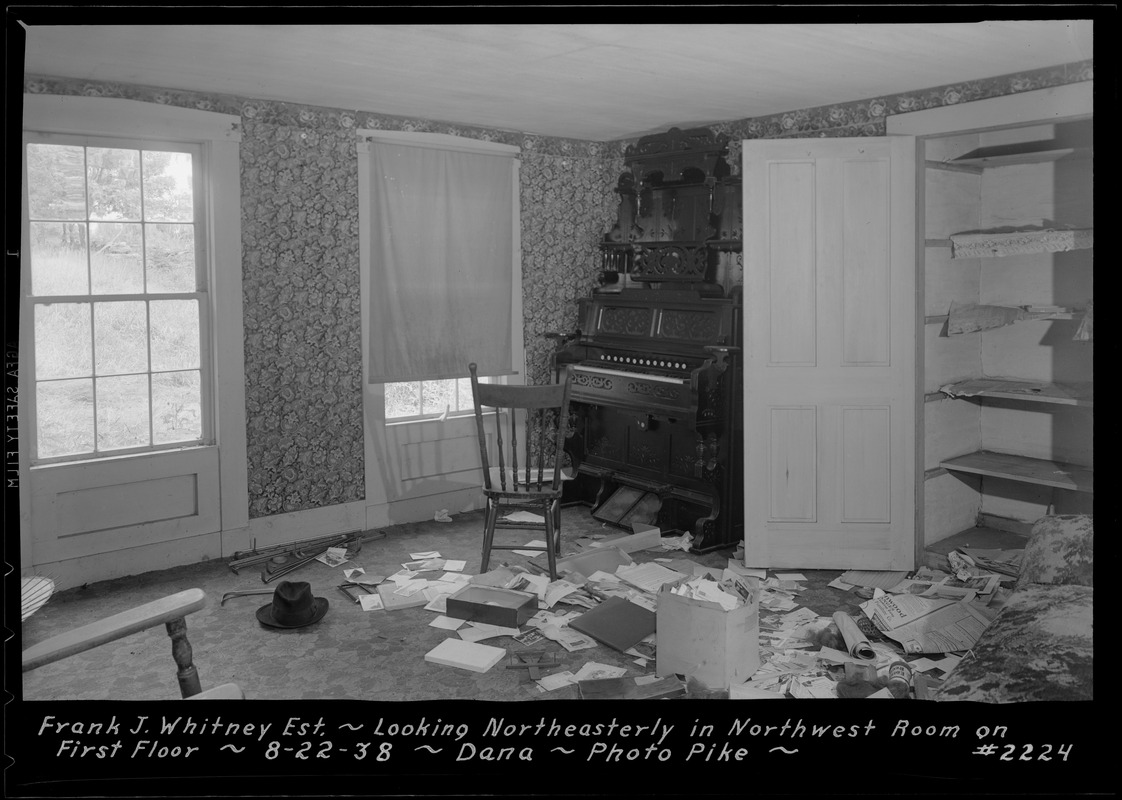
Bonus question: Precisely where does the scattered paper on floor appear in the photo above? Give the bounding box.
[458,622,522,642]
[429,615,465,630]
[537,671,577,691]
[573,662,628,681]
[513,539,549,556]
[860,593,993,653]
[359,594,384,611]
[315,547,349,567]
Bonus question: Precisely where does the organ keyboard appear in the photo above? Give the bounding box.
[552,289,742,552]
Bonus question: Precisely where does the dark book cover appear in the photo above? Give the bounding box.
[568,594,656,652]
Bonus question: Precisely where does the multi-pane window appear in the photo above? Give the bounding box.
[384,376,495,421]
[24,136,208,462]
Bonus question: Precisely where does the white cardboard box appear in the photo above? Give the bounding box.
[424,638,506,673]
[655,584,760,690]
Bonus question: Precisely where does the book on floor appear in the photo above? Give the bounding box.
[424,638,506,673]
[568,595,655,652]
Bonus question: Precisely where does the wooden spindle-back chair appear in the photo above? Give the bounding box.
[469,362,573,579]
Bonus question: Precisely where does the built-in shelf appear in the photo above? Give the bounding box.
[950,227,1093,259]
[946,142,1092,169]
[938,379,1093,408]
[940,451,1093,493]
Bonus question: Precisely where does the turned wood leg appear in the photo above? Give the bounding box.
[481,499,499,574]
[543,505,558,580]
[166,617,201,698]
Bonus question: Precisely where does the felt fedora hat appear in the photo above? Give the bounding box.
[256,581,329,629]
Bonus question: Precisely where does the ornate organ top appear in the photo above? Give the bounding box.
[552,127,743,552]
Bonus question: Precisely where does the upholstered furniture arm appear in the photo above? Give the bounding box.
[1016,514,1094,589]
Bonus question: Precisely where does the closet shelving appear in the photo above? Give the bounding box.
[929,132,1095,498]
[920,114,1094,541]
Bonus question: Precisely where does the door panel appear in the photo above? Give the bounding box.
[30,446,221,562]
[743,137,915,569]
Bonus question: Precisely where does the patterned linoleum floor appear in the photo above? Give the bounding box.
[20,507,856,701]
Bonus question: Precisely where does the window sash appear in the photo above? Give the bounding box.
[22,133,213,465]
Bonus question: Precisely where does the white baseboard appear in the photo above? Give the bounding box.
[25,492,490,592]
[221,500,368,555]
[25,531,223,592]
[366,488,486,529]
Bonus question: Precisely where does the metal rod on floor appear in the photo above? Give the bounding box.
[230,531,358,573]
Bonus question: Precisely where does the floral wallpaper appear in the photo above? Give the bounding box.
[23,74,616,517]
[24,56,1092,518]
[520,152,621,386]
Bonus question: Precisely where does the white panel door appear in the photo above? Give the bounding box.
[743,137,916,570]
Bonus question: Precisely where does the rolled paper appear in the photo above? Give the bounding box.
[832,611,876,660]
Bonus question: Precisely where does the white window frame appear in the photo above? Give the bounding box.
[384,374,506,425]
[19,95,248,574]
[22,131,214,464]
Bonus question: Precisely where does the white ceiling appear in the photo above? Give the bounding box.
[21,22,1094,141]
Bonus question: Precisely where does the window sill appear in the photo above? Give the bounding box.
[30,443,215,471]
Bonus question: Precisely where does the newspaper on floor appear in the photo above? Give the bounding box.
[859,591,994,654]
[615,562,687,593]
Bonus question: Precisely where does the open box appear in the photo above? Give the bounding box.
[655,583,760,690]
[445,585,539,628]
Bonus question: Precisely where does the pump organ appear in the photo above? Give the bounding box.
[551,127,743,552]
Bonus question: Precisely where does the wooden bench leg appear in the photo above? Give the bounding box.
[166,617,201,698]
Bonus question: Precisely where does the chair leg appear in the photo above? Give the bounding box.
[481,499,499,574]
[543,503,558,581]
[166,617,201,698]
[552,499,562,554]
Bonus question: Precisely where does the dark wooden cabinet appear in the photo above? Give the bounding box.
[553,127,743,552]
